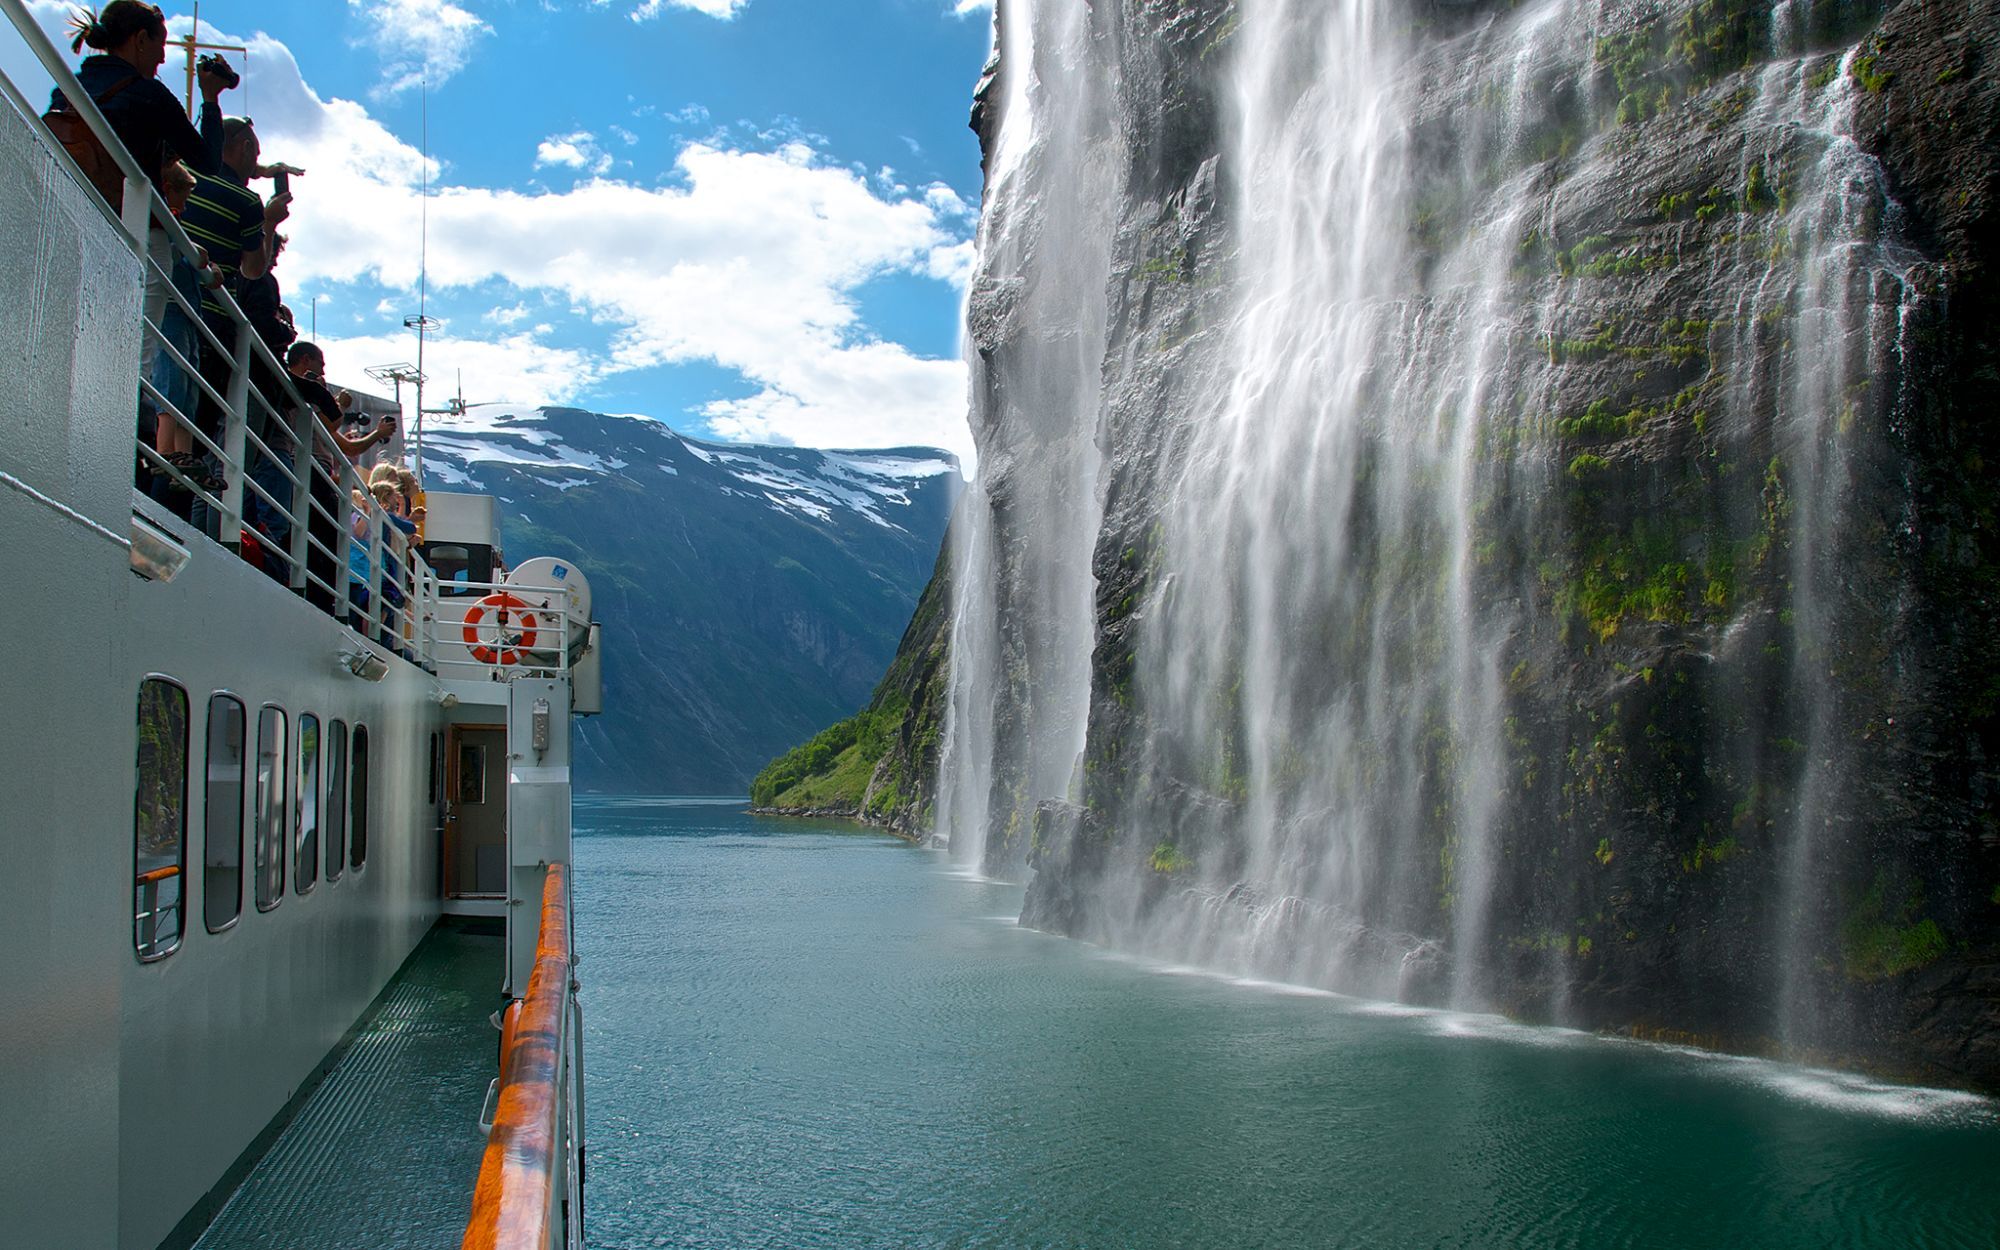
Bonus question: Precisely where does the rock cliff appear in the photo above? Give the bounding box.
[881,0,1999,1089]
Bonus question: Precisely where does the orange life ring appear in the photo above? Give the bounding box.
[462,592,540,666]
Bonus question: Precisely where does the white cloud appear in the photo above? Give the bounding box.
[924,182,975,219]
[347,0,492,97]
[702,342,968,452]
[195,23,974,461]
[952,0,994,15]
[316,331,602,413]
[535,130,613,175]
[925,240,977,288]
[626,0,749,20]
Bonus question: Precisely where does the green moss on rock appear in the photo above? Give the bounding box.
[1841,872,1947,981]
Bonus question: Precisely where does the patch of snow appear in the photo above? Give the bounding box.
[822,452,957,481]
[426,434,606,475]
[426,406,548,439]
[716,455,904,529]
[425,459,474,486]
[765,492,832,523]
[550,445,609,471]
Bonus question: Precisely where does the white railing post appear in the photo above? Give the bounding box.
[120,176,149,241]
[333,492,352,622]
[219,329,254,548]
[287,403,313,595]
[366,511,386,642]
[217,367,249,553]
[419,568,437,668]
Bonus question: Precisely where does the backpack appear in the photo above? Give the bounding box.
[41,74,140,212]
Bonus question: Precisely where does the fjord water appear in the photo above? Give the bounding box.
[575,800,1999,1249]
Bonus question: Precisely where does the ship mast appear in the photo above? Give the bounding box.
[404,80,437,488]
[175,2,245,116]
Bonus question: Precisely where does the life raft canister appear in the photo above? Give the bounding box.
[462,592,540,666]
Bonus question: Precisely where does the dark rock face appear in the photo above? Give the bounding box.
[891,0,2000,1090]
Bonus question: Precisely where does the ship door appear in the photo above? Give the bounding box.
[445,724,508,898]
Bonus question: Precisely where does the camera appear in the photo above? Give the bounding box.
[273,170,289,197]
[198,52,239,90]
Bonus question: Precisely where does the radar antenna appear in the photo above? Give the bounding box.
[420,372,503,419]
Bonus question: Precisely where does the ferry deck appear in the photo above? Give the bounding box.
[1,4,597,1246]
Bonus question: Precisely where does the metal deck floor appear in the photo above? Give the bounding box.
[193,923,503,1249]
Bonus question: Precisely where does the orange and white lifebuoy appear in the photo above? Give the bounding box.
[462,592,540,666]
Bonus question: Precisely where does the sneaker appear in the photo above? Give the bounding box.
[163,450,201,482]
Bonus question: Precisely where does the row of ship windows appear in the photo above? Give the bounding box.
[134,676,375,962]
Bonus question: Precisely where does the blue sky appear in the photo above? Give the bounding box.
[24,0,995,461]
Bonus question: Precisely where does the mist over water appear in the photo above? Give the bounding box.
[938,0,1931,1053]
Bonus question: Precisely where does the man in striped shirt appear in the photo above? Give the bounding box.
[180,117,291,333]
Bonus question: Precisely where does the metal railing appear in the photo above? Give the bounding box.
[463,862,583,1250]
[0,0,433,666]
[134,863,183,960]
[429,578,576,681]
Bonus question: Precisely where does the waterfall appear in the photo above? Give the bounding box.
[938,0,1123,874]
[946,0,1928,1056]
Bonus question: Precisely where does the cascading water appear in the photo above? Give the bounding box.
[938,0,1123,874]
[943,0,1994,1078]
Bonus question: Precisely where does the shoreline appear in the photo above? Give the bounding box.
[746,804,924,844]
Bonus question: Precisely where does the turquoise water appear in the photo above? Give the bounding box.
[575,798,2000,1249]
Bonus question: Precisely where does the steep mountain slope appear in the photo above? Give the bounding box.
[418,406,959,794]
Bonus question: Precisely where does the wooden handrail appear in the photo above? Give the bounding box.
[135,864,182,885]
[463,862,571,1250]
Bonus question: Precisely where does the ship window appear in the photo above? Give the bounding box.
[296,715,320,895]
[325,720,348,882]
[254,706,287,911]
[351,724,370,870]
[424,543,493,596]
[427,731,440,805]
[134,678,189,961]
[204,695,246,933]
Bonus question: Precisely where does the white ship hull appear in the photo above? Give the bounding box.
[2,7,589,1243]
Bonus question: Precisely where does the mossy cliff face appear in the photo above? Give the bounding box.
[901,0,2000,1088]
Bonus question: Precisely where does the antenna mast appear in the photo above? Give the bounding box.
[176,2,246,116]
[404,80,438,487]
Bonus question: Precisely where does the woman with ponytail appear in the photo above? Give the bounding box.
[52,1,235,192]
[53,4,239,516]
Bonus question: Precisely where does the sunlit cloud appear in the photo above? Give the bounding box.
[623,0,749,20]
[347,0,492,97]
[175,20,973,461]
[535,130,614,175]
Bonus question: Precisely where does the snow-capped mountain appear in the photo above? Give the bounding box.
[416,405,961,795]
